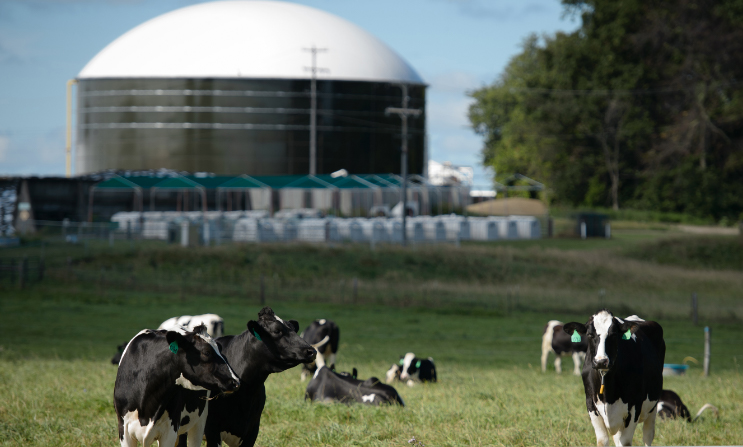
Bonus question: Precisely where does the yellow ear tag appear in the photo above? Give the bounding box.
[599,384,605,394]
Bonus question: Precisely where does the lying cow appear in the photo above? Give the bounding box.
[306,366,405,406]
[114,324,240,447]
[159,313,225,338]
[385,352,437,387]
[564,311,665,446]
[658,389,718,422]
[541,319,587,375]
[300,319,340,381]
[178,307,316,447]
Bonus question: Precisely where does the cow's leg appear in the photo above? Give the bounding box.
[589,411,610,446]
[177,433,187,446]
[541,346,550,372]
[157,428,179,447]
[642,410,657,446]
[614,426,636,447]
[120,430,137,447]
[327,351,336,370]
[554,354,562,374]
[572,352,583,375]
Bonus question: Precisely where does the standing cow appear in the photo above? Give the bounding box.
[179,307,316,447]
[564,311,665,447]
[541,319,588,375]
[114,324,240,447]
[300,319,340,381]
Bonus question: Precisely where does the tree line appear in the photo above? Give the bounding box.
[469,0,743,223]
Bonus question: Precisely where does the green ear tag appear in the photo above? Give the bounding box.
[622,329,631,340]
[571,331,581,343]
[169,341,179,354]
[399,359,404,366]
[252,329,262,341]
[415,361,421,368]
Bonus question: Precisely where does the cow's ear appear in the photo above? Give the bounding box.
[563,322,587,336]
[247,320,265,341]
[288,320,300,333]
[216,340,225,353]
[165,331,192,353]
[619,321,639,337]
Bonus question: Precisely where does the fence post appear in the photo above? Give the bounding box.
[691,293,698,326]
[38,257,45,281]
[180,270,186,301]
[109,231,114,248]
[66,257,72,282]
[260,274,266,305]
[703,326,711,377]
[353,277,358,304]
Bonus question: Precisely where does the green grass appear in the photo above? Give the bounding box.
[1,231,742,446]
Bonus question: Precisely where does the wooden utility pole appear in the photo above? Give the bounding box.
[386,84,421,246]
[303,46,328,175]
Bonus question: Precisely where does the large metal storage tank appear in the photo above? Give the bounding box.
[75,1,426,176]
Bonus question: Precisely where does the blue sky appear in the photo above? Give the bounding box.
[0,0,579,188]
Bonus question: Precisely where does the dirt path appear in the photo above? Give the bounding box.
[677,224,740,235]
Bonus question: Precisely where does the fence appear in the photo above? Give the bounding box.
[0,256,45,287]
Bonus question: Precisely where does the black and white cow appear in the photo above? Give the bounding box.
[542,319,588,375]
[111,313,225,365]
[159,314,225,338]
[564,311,665,446]
[385,352,437,387]
[657,389,718,422]
[306,366,405,406]
[300,319,340,381]
[180,307,316,447]
[113,324,240,447]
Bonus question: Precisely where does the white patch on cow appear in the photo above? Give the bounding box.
[593,311,614,366]
[192,330,240,385]
[362,394,375,403]
[656,401,664,414]
[624,315,644,322]
[541,320,563,373]
[273,314,285,325]
[591,396,658,446]
[385,364,400,384]
[221,430,243,447]
[318,319,326,325]
[406,379,415,387]
[118,329,152,367]
[177,395,209,447]
[399,352,416,380]
[159,314,224,338]
[313,365,324,380]
[121,409,177,447]
[175,373,208,391]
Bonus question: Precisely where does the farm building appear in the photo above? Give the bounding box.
[73,1,426,177]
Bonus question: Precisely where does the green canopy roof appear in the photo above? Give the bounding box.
[152,177,204,190]
[218,175,269,189]
[93,176,142,190]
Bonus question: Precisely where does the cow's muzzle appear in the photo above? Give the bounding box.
[592,358,609,370]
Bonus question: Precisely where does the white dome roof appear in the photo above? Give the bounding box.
[79,1,424,84]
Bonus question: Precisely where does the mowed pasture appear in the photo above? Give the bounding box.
[1,230,742,446]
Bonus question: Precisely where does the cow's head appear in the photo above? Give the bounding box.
[398,352,418,381]
[247,307,316,372]
[563,310,640,372]
[166,324,240,394]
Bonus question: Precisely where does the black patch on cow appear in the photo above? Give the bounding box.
[181,416,190,426]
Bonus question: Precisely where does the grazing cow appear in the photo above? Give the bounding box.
[113,324,240,447]
[306,366,405,406]
[564,311,665,446]
[657,389,718,422]
[385,352,437,387]
[541,319,588,375]
[111,313,225,365]
[300,319,340,381]
[181,307,316,447]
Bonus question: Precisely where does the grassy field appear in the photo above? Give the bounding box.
[1,228,742,446]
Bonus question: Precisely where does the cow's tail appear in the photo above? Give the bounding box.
[311,335,330,349]
[692,403,719,422]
